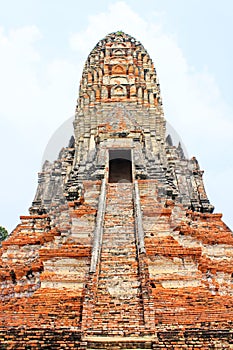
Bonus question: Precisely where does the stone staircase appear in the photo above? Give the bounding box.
[89,183,144,336]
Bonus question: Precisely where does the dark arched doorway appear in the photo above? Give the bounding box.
[109,158,132,183]
[108,149,132,183]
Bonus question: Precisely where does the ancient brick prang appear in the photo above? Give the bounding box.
[1,31,233,349]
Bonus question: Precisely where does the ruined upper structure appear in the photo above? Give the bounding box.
[1,32,233,349]
[31,31,214,214]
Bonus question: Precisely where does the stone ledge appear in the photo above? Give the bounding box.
[83,335,157,342]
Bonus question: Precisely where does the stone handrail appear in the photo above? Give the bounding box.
[133,180,146,254]
[90,178,107,273]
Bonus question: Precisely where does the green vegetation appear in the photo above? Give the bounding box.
[116,30,123,36]
[0,226,8,241]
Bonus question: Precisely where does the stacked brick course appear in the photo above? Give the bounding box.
[0,32,233,348]
[86,183,144,336]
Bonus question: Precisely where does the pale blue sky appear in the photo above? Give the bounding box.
[0,0,232,231]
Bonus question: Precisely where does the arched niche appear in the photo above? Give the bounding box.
[112,49,125,56]
[112,64,126,75]
[111,85,127,97]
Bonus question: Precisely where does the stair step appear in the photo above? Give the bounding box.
[84,183,144,334]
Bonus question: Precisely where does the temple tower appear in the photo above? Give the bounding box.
[0,32,233,349]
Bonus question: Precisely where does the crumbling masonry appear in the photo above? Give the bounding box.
[1,32,233,349]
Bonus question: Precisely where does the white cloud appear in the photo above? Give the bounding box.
[0,26,78,129]
[70,1,147,55]
[0,26,41,124]
[0,26,78,232]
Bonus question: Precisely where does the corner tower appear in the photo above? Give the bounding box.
[1,32,233,349]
